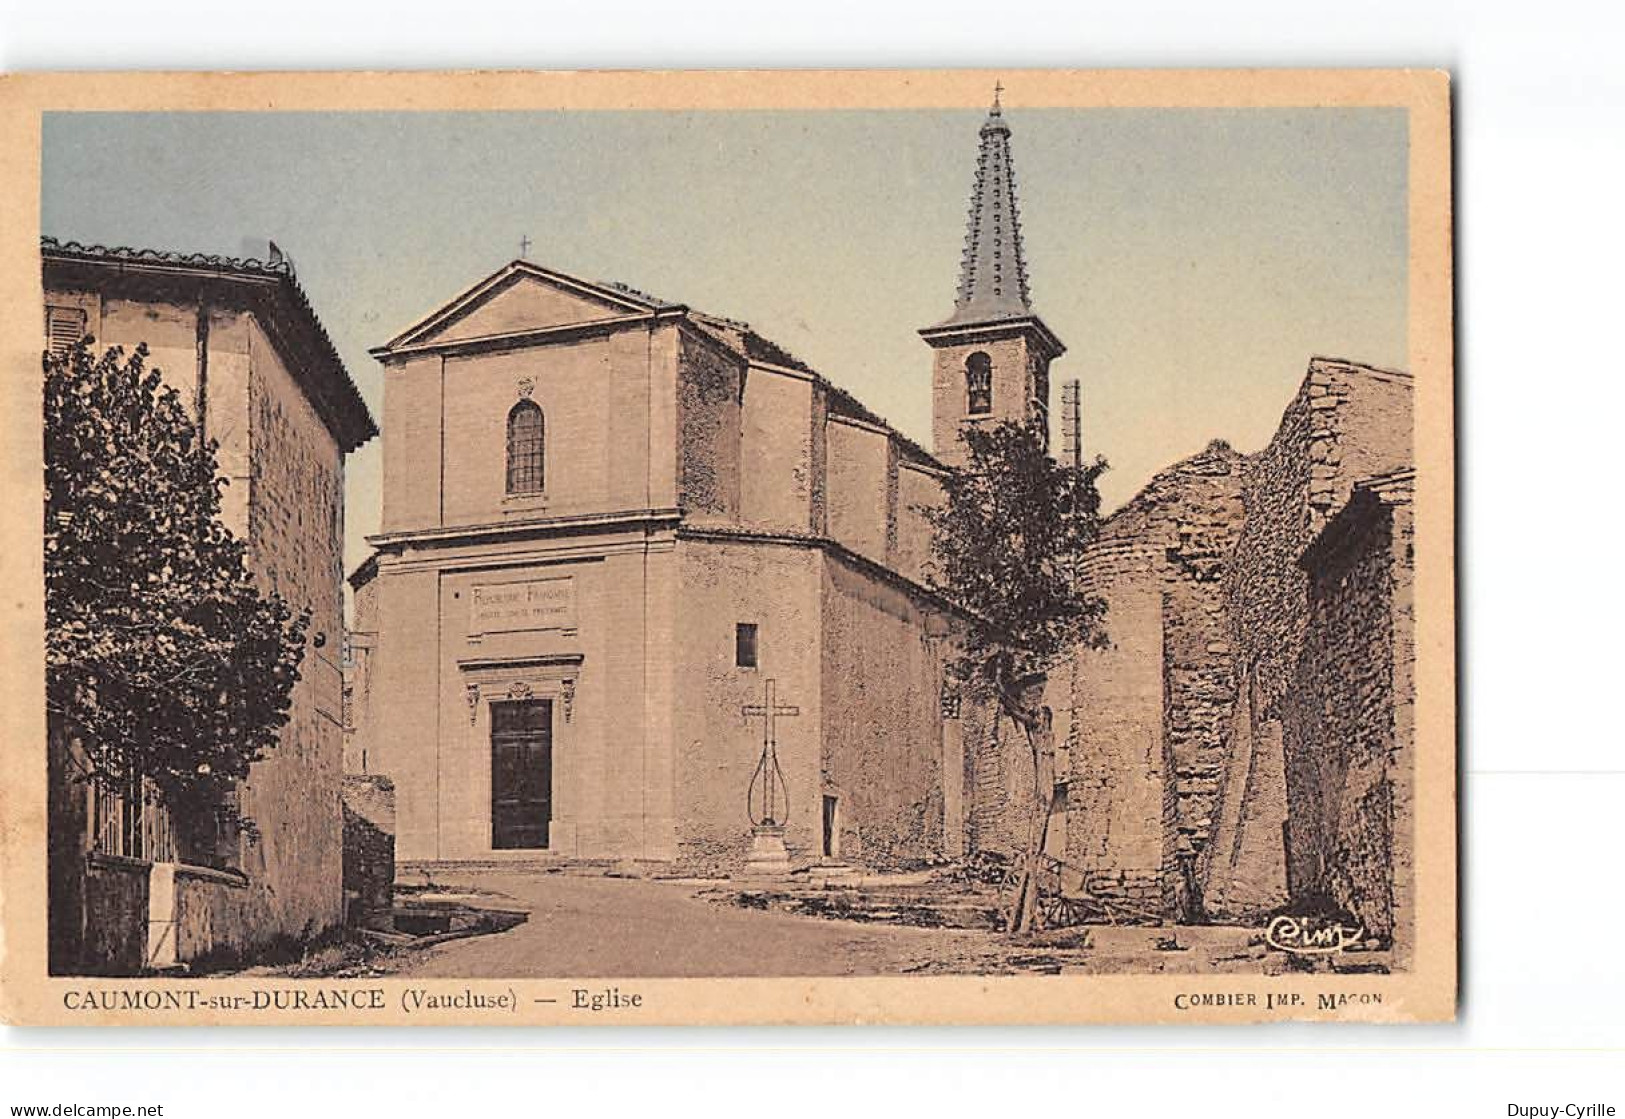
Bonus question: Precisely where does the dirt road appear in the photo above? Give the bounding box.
[381,870,1005,978]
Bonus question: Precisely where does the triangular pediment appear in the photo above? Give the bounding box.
[380,262,674,352]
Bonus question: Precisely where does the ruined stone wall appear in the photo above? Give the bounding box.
[342,776,395,929]
[819,555,951,868]
[1202,666,1289,919]
[1211,360,1413,920]
[1388,496,1416,968]
[1226,360,1413,718]
[1153,445,1246,895]
[1282,474,1414,958]
[1051,442,1245,916]
[961,688,1013,858]
[1052,544,1169,911]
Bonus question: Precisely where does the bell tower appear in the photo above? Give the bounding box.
[920,85,1065,469]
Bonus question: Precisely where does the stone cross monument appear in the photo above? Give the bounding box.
[742,677,799,875]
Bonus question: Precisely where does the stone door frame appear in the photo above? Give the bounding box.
[457,653,583,856]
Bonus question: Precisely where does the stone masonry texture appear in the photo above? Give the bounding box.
[342,776,396,930]
[1285,471,1415,961]
[1052,358,1416,946]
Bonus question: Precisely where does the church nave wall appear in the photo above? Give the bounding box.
[672,538,823,874]
[818,555,954,869]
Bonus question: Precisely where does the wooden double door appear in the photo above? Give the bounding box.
[490,698,553,850]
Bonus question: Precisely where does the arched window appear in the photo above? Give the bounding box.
[505,400,545,494]
[965,352,993,416]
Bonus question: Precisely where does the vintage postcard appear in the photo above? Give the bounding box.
[0,69,1454,1025]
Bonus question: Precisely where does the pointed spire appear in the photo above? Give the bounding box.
[945,83,1032,325]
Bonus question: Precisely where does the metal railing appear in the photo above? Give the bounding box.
[91,773,175,864]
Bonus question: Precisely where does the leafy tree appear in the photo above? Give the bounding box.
[44,338,307,829]
[925,418,1108,933]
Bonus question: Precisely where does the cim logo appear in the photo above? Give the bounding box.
[1264,914,1365,955]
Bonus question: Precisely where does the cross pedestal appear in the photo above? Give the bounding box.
[742,824,792,877]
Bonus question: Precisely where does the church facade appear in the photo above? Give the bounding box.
[351,96,1056,873]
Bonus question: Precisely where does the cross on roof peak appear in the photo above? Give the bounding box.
[949,78,1030,319]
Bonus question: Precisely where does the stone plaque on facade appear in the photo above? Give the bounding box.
[471,577,576,636]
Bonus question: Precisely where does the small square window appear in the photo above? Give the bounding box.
[735,623,759,669]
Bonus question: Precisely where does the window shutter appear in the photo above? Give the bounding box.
[45,306,87,355]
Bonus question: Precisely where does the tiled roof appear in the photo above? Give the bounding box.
[42,236,378,453]
[42,236,297,279]
[596,279,685,311]
[688,312,941,470]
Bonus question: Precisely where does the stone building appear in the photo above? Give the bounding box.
[43,238,377,974]
[350,94,1057,875]
[352,269,957,873]
[1044,357,1416,960]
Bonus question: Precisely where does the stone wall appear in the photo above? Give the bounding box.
[47,724,149,976]
[1202,667,1289,918]
[819,554,952,868]
[77,860,150,975]
[342,776,396,929]
[676,330,745,523]
[233,313,347,959]
[1225,359,1413,719]
[1151,444,1246,905]
[1050,441,1246,917]
[1051,549,1169,910]
[672,537,824,875]
[1209,359,1414,923]
[962,680,1039,862]
[1282,471,1415,960]
[1050,359,1415,928]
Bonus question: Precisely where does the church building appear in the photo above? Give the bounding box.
[351,94,1062,873]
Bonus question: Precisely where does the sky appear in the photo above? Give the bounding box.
[41,107,1407,579]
